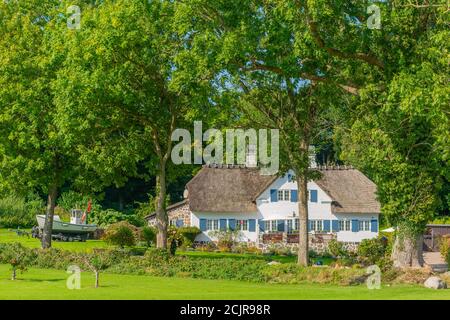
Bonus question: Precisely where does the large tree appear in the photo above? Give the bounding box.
[291,0,449,267]
[178,0,346,265]
[59,0,216,248]
[0,0,108,248]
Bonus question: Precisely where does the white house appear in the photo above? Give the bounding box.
[146,164,381,247]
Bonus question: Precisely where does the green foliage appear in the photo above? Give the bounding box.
[57,191,97,212]
[262,264,366,286]
[208,229,242,252]
[167,226,183,255]
[103,222,137,248]
[327,239,347,258]
[357,238,387,266]
[440,235,450,265]
[90,209,143,227]
[0,243,36,280]
[178,226,201,248]
[431,216,450,225]
[0,194,44,228]
[141,226,157,247]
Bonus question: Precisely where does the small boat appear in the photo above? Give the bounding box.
[36,209,97,241]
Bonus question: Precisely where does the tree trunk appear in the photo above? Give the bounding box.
[11,267,16,281]
[297,174,309,266]
[155,161,168,249]
[94,271,99,288]
[41,184,58,249]
[392,233,424,268]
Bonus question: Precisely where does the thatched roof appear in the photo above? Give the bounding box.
[186,165,380,214]
[315,167,381,214]
[187,166,276,213]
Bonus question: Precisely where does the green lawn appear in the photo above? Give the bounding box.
[0,265,448,300]
[0,228,111,252]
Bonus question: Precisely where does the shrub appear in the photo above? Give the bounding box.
[178,226,201,248]
[0,194,43,228]
[0,243,37,280]
[103,221,137,248]
[327,239,347,258]
[262,264,366,286]
[357,238,387,266]
[208,229,242,252]
[34,248,79,270]
[141,226,157,247]
[440,235,450,265]
[167,226,183,255]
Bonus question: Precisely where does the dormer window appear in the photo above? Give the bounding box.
[277,189,290,201]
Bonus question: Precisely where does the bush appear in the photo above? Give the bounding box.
[327,239,347,258]
[0,243,37,280]
[440,235,450,265]
[178,226,201,248]
[208,229,242,252]
[103,221,137,248]
[167,226,183,255]
[0,194,44,228]
[141,226,157,247]
[261,264,367,286]
[357,238,387,266]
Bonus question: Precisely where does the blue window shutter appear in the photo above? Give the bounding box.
[258,219,265,232]
[371,219,378,232]
[308,220,311,232]
[331,220,339,232]
[310,190,318,202]
[351,219,359,232]
[249,219,256,232]
[277,220,285,232]
[176,219,184,228]
[228,219,236,231]
[323,220,330,232]
[199,219,207,232]
[220,219,227,231]
[290,190,298,202]
[270,189,278,202]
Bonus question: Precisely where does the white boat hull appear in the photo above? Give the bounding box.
[36,215,97,234]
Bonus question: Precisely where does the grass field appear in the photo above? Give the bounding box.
[0,265,449,300]
[0,228,111,252]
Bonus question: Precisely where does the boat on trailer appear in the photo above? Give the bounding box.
[35,209,97,242]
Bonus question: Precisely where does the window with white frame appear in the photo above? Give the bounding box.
[277,189,290,201]
[310,220,323,232]
[264,220,278,232]
[207,219,219,231]
[277,190,284,201]
[237,219,248,231]
[359,220,370,231]
[339,219,351,231]
[287,219,299,232]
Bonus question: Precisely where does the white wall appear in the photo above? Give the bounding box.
[335,213,379,242]
[256,170,333,221]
